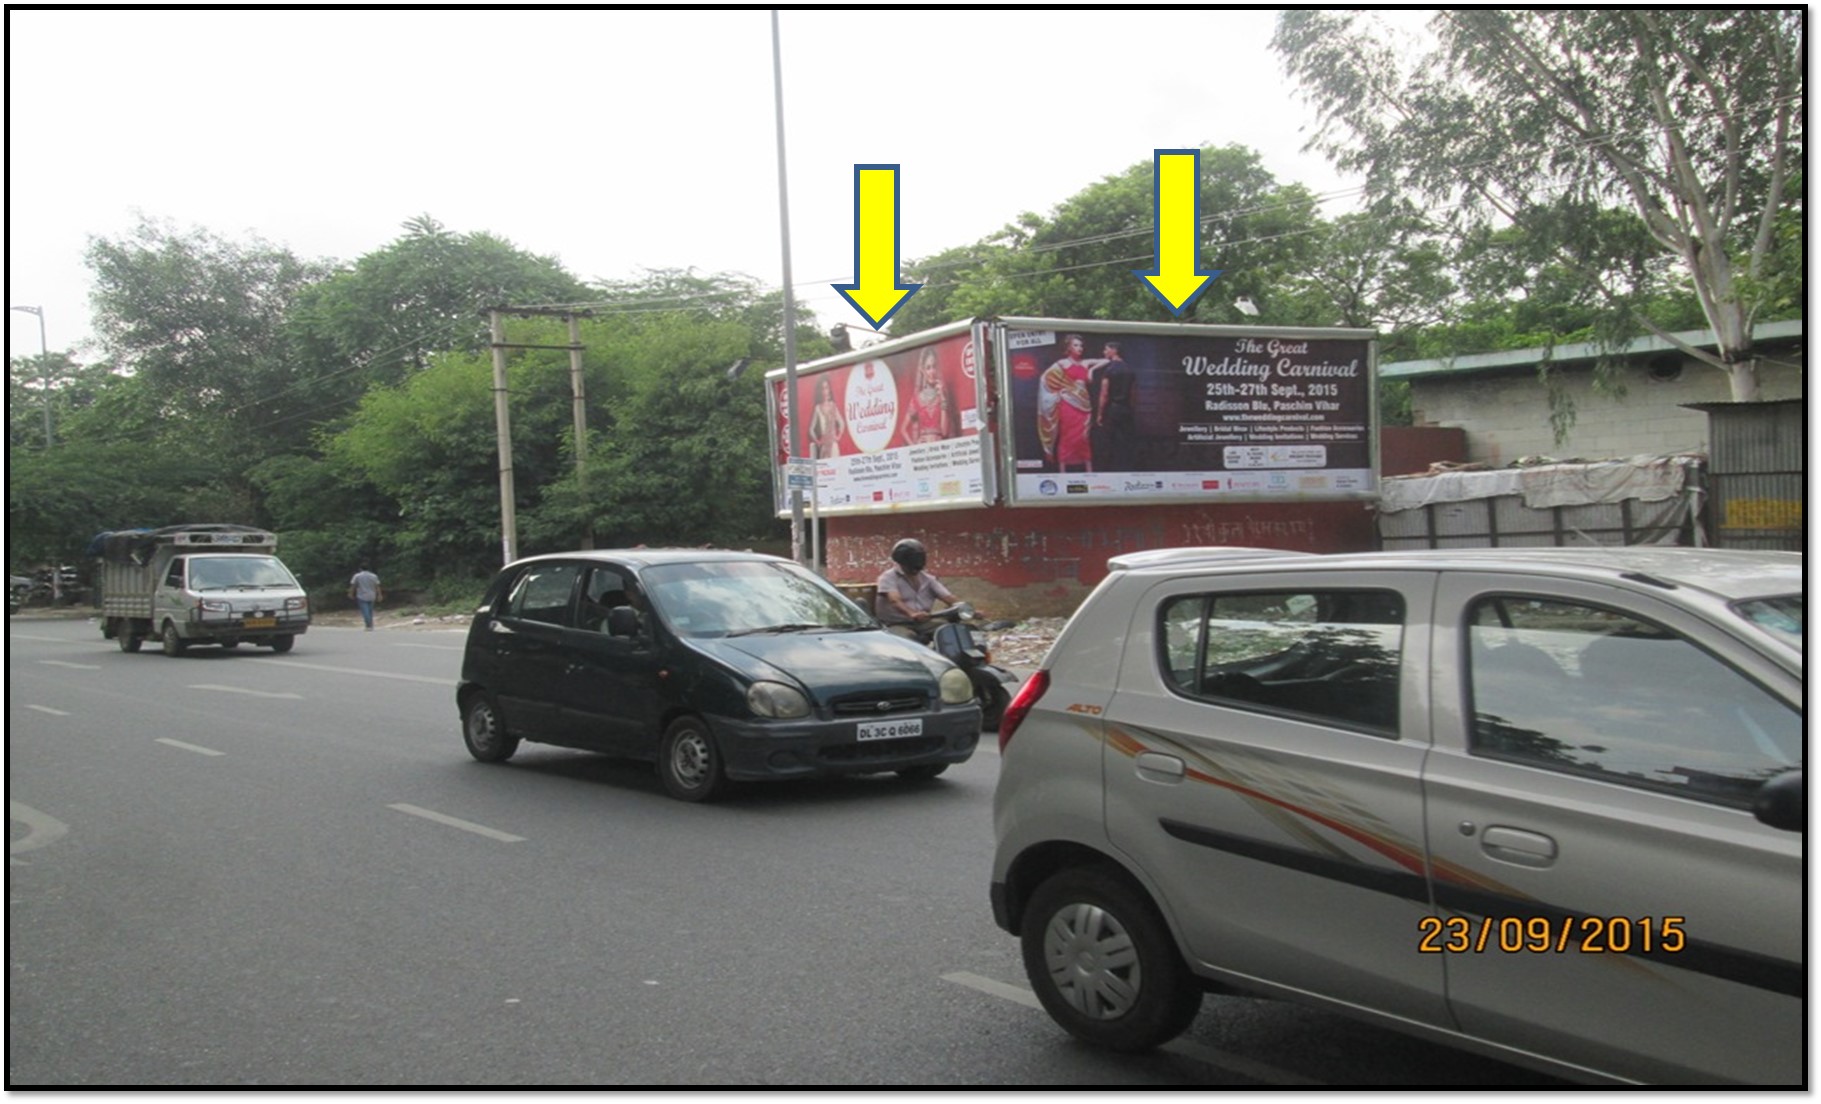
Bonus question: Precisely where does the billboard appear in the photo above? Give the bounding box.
[767,322,994,516]
[997,320,1377,505]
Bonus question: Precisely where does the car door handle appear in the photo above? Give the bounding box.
[1135,752,1186,784]
[1479,825,1558,868]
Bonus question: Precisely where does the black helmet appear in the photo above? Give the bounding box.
[890,538,927,574]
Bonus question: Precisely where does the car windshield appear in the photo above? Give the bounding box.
[1732,595,1802,649]
[188,556,297,591]
[643,561,874,638]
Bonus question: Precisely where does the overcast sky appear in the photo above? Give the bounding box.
[7,9,1388,364]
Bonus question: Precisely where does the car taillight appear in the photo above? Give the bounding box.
[996,669,1049,753]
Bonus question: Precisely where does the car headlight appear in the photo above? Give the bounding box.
[198,599,231,613]
[747,680,811,719]
[940,668,975,705]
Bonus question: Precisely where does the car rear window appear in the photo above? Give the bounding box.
[1160,588,1404,736]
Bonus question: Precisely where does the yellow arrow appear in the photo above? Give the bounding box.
[833,164,922,329]
[1132,149,1223,315]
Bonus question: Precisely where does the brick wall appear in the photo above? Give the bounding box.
[820,499,1376,618]
[1409,356,1804,465]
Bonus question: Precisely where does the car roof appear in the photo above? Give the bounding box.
[1109,546,1802,603]
[504,548,792,571]
[1106,546,1314,572]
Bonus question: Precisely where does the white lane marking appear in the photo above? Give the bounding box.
[9,800,70,862]
[156,738,226,757]
[186,684,304,700]
[1164,1039,1323,1086]
[261,660,455,686]
[940,971,1322,1086]
[39,660,103,670]
[942,971,1041,1009]
[388,803,525,842]
[25,705,70,716]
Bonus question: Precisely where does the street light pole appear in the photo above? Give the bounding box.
[8,304,50,446]
[771,10,807,565]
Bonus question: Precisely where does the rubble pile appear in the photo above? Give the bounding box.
[982,617,1068,670]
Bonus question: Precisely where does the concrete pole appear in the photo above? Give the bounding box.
[567,313,594,549]
[488,310,519,564]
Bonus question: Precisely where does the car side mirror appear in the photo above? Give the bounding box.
[1753,770,1803,833]
[606,606,642,638]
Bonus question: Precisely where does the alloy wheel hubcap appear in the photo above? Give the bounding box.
[1044,903,1141,1020]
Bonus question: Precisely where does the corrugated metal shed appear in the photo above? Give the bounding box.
[1685,400,1804,552]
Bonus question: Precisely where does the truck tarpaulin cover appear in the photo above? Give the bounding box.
[1001,325,1377,504]
[88,524,272,565]
[770,329,990,515]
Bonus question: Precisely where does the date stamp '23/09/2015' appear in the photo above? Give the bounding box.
[1418,915,1687,955]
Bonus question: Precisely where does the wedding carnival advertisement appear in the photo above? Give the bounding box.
[995,319,1379,506]
[766,321,994,516]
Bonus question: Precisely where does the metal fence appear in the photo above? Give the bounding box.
[1688,400,1804,553]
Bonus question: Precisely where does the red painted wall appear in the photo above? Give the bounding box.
[821,500,1375,618]
[1380,425,1467,477]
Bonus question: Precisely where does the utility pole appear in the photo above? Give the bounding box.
[567,312,594,549]
[487,310,518,565]
[486,306,598,563]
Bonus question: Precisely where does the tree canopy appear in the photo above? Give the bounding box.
[14,218,802,596]
[1274,9,1803,400]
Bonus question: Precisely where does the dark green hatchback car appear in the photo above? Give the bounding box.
[457,549,982,801]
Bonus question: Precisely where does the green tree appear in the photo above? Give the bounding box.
[893,145,1323,333]
[86,215,333,452]
[287,215,594,400]
[321,346,510,583]
[316,270,802,588]
[1271,201,1455,354]
[1275,9,1803,401]
[9,350,98,448]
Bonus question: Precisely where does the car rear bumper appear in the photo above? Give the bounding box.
[712,708,981,780]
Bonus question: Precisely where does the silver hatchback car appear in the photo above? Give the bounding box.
[990,548,1802,1085]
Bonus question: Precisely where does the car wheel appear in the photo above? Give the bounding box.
[658,717,727,802]
[1020,866,1202,1053]
[161,621,187,657]
[118,625,143,653]
[896,763,949,781]
[461,693,519,763]
[269,635,295,654]
[221,639,240,650]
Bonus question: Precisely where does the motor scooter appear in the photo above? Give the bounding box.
[921,603,1022,733]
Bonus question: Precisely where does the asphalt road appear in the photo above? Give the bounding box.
[8,614,1564,1088]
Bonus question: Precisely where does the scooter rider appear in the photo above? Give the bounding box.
[876,538,969,641]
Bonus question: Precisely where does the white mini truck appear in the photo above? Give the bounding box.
[94,524,311,655]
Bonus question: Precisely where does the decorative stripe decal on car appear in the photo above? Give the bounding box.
[1107,724,1505,892]
[1106,724,1799,998]
[1162,816,1800,998]
[1160,818,1430,903]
